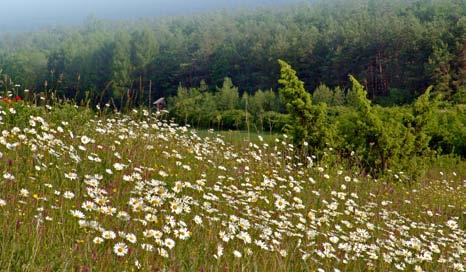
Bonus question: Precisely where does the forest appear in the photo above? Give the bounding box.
[0,0,464,103]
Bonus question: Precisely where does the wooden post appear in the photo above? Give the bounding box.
[139,75,143,107]
[149,80,152,114]
[245,93,250,141]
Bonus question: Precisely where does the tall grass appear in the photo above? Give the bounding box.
[0,100,463,271]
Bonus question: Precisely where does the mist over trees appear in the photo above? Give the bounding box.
[0,0,302,32]
[0,0,464,107]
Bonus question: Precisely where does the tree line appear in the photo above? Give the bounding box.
[167,65,465,171]
[276,60,464,178]
[0,0,464,106]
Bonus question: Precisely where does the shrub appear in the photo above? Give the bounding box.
[262,111,289,133]
[220,109,249,130]
[427,105,466,157]
[338,77,436,178]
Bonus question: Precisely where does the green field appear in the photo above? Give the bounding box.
[0,102,464,271]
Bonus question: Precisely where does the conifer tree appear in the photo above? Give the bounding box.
[332,86,345,106]
[426,42,452,98]
[111,31,133,106]
[278,59,313,143]
[216,77,239,111]
[313,84,333,105]
[278,59,332,151]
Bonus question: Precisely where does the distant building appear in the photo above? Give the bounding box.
[153,97,166,110]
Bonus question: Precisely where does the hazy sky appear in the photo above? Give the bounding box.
[0,0,302,31]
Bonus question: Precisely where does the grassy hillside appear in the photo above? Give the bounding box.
[0,101,464,271]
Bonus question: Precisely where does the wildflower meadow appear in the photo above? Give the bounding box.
[0,100,463,271]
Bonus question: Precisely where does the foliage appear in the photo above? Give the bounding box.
[110,31,133,106]
[374,88,415,106]
[425,41,453,98]
[278,60,333,153]
[427,104,466,156]
[168,60,463,178]
[278,59,313,143]
[0,0,464,103]
[452,86,466,104]
[216,78,239,111]
[312,84,333,105]
[168,79,286,132]
[332,86,345,106]
[338,78,437,177]
[220,109,250,130]
[262,111,290,133]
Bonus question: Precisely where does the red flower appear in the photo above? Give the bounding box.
[15,95,22,102]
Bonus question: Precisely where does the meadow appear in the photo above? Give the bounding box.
[0,101,464,271]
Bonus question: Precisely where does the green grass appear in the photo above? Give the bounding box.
[194,129,279,145]
[0,101,464,271]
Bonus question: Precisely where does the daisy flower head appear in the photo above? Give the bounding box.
[113,242,128,257]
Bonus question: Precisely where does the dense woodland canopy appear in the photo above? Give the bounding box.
[0,0,464,106]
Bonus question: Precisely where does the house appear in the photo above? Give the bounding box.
[153,97,166,110]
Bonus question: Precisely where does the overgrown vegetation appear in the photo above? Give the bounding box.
[167,60,464,178]
[278,60,464,178]
[0,0,464,104]
[0,0,463,178]
[0,99,464,271]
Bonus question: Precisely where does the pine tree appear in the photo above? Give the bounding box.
[349,75,372,113]
[216,77,239,111]
[199,79,208,92]
[131,28,158,76]
[426,41,453,98]
[313,84,333,105]
[111,31,133,106]
[278,59,332,151]
[278,59,313,143]
[332,86,345,106]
